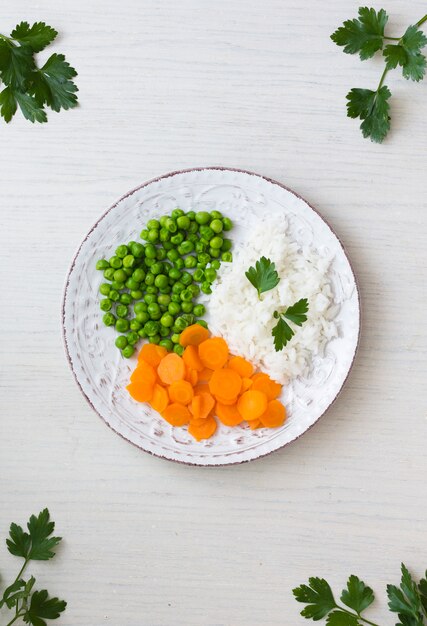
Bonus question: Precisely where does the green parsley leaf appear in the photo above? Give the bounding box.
[282,297,309,326]
[346,85,391,143]
[0,42,35,90]
[23,589,67,626]
[14,91,47,123]
[387,564,424,622]
[384,25,427,81]
[272,316,294,352]
[419,571,427,613]
[341,575,375,614]
[6,521,32,558]
[30,53,78,111]
[27,508,61,560]
[293,577,337,620]
[331,7,388,60]
[245,256,280,299]
[10,22,57,53]
[0,85,18,122]
[272,298,309,351]
[326,610,360,626]
[2,577,36,610]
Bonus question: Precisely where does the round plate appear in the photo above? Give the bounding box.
[62,168,360,466]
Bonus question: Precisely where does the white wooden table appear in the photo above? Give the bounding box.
[1,1,426,624]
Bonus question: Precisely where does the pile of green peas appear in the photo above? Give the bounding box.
[96,209,233,358]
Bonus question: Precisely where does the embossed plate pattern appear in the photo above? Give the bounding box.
[62,168,360,466]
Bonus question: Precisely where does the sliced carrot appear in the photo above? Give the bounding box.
[196,392,215,419]
[209,368,242,401]
[190,395,202,420]
[216,402,243,426]
[247,418,262,430]
[185,368,199,386]
[126,381,154,403]
[138,343,167,367]
[228,355,254,378]
[162,403,192,426]
[240,377,253,393]
[168,380,194,405]
[150,384,169,413]
[182,344,204,371]
[157,353,185,385]
[198,337,229,370]
[259,399,286,428]
[179,323,210,347]
[237,390,268,421]
[251,373,282,400]
[194,382,210,394]
[214,394,237,406]
[130,361,157,386]
[198,367,213,382]
[188,415,217,441]
[189,417,207,426]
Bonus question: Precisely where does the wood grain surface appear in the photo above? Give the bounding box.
[1,1,426,624]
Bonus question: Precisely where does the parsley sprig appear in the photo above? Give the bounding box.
[0,509,66,626]
[0,21,78,123]
[245,256,280,299]
[331,8,427,143]
[294,564,427,626]
[272,298,309,351]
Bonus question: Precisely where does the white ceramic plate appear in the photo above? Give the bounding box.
[62,168,360,466]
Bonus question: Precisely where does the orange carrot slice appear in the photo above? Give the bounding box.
[190,395,202,419]
[247,418,262,430]
[179,324,210,347]
[168,380,194,405]
[162,403,191,426]
[251,373,282,400]
[237,390,268,421]
[228,355,254,378]
[126,381,154,403]
[150,384,169,413]
[209,368,242,401]
[182,345,204,371]
[130,361,157,386]
[188,415,217,441]
[259,399,286,428]
[240,377,253,393]
[198,367,213,382]
[185,368,199,386]
[196,392,215,419]
[198,337,229,370]
[216,402,243,426]
[214,394,237,406]
[138,343,167,367]
[157,353,185,385]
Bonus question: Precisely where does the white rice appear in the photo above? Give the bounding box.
[202,215,339,384]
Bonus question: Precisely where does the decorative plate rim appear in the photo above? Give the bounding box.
[61,166,361,467]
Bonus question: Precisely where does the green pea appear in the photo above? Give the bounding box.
[122,345,135,358]
[156,248,167,261]
[195,241,207,254]
[205,268,217,283]
[149,262,162,275]
[221,238,232,252]
[136,311,150,324]
[115,244,128,258]
[201,282,212,295]
[110,280,124,291]
[210,219,223,234]
[132,268,146,282]
[188,234,199,244]
[172,281,185,294]
[180,272,193,286]
[184,255,197,269]
[120,293,133,305]
[171,333,180,344]
[149,334,161,345]
[159,339,174,351]
[116,318,129,333]
[180,289,193,302]
[171,208,185,219]
[210,236,223,249]
[193,268,204,282]
[99,283,111,296]
[173,344,184,356]
[181,301,193,313]
[144,294,157,305]
[188,222,198,234]
[167,248,179,262]
[163,241,173,251]
[198,252,211,265]
[200,226,214,240]
[123,267,133,277]
[166,218,177,233]
[145,272,155,285]
[148,303,161,319]
[138,329,148,338]
[174,258,185,270]
[160,313,174,328]
[125,278,139,291]
[196,319,208,329]
[130,289,143,300]
[127,331,139,346]
[222,217,232,231]
[159,227,170,242]
[103,268,115,281]
[210,210,223,219]
[168,301,181,315]
[193,304,205,317]
[144,243,156,259]
[109,290,120,302]
[130,242,145,258]
[109,256,122,269]
[170,232,184,246]
[222,252,232,262]
[186,210,196,220]
[210,248,220,258]
[100,298,112,311]
[159,326,169,337]
[154,274,169,289]
[174,316,188,331]
[187,284,200,297]
[195,211,210,225]
[130,319,142,331]
[178,240,194,255]
[96,259,110,270]
[159,287,170,295]
[116,304,129,318]
[171,294,181,303]
[147,218,160,230]
[176,215,190,230]
[112,269,126,283]
[147,229,159,244]
[159,215,169,228]
[158,294,171,306]
[134,301,148,314]
[144,320,160,336]
[102,312,116,326]
[115,335,128,349]
[140,229,149,241]
[168,267,182,281]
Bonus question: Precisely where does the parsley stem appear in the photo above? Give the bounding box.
[383,36,400,40]
[336,605,381,626]
[377,66,389,91]
[5,613,24,626]
[416,14,427,28]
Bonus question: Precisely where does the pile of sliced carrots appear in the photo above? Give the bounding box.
[126,324,287,441]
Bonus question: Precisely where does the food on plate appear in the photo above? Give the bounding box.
[126,325,287,440]
[95,209,233,357]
